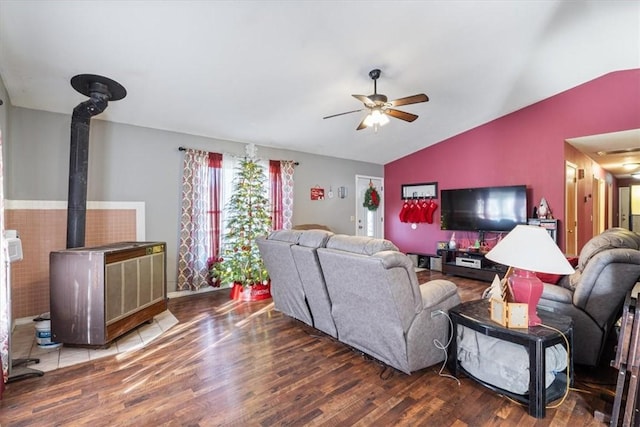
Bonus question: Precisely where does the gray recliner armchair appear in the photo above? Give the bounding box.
[538,228,640,366]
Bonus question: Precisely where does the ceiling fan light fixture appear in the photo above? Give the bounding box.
[623,162,640,170]
[378,112,390,126]
[364,108,389,128]
[363,114,374,128]
[324,69,428,131]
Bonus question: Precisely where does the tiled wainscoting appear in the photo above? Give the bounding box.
[5,200,145,319]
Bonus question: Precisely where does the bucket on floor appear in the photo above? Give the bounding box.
[33,313,59,348]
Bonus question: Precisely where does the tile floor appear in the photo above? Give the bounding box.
[10,310,179,373]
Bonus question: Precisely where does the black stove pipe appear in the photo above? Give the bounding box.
[66,75,126,249]
[66,95,109,249]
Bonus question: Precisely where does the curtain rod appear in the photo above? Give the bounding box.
[178,146,299,165]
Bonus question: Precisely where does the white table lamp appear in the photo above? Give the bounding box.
[485,225,575,326]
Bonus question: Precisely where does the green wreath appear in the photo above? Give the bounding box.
[363,185,380,211]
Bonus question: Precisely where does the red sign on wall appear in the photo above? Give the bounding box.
[310,186,325,200]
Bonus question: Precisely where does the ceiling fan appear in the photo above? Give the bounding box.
[323,69,429,131]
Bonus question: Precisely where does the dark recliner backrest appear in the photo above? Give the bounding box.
[575,227,640,271]
[570,229,640,327]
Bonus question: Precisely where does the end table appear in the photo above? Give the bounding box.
[448,299,573,419]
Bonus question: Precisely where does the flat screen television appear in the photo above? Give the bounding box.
[440,185,527,232]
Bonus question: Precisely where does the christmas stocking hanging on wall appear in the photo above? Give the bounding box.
[407,199,418,223]
[399,199,410,223]
[419,198,430,223]
[413,199,423,223]
[425,198,438,224]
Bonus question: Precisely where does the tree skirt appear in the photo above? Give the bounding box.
[229,282,272,301]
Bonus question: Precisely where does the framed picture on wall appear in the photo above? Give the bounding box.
[401,182,438,199]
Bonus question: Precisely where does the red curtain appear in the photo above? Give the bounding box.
[269,160,283,230]
[208,152,223,261]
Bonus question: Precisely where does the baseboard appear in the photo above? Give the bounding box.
[168,286,221,299]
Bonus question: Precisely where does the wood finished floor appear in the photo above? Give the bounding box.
[0,271,616,426]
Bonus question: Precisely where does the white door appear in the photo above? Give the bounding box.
[355,175,384,238]
[620,186,630,230]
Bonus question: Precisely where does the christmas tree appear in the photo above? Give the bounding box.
[211,145,271,287]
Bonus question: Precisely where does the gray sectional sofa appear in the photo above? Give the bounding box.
[257,229,461,374]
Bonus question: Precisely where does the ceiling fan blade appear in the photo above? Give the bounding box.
[389,94,429,107]
[323,108,364,119]
[386,109,419,122]
[352,94,375,107]
[356,116,368,130]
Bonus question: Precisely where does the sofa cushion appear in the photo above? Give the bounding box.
[297,229,333,248]
[267,229,302,243]
[540,283,573,304]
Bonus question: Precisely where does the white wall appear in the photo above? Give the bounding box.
[6,107,382,291]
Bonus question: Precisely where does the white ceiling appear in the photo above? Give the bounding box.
[567,129,640,178]
[0,1,638,169]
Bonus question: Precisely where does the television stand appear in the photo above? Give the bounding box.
[439,248,507,282]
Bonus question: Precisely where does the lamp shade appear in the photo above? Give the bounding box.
[485,225,575,274]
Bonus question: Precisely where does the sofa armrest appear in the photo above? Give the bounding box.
[540,283,573,304]
[419,279,460,310]
[406,279,461,372]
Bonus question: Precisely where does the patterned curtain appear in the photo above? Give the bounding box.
[177,148,212,291]
[280,160,295,230]
[269,161,283,230]
[0,129,7,398]
[268,160,295,230]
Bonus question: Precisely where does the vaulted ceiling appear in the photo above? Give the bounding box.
[0,1,638,169]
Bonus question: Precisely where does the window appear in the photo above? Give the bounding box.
[178,149,293,290]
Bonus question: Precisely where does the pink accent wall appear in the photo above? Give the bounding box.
[385,69,640,254]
